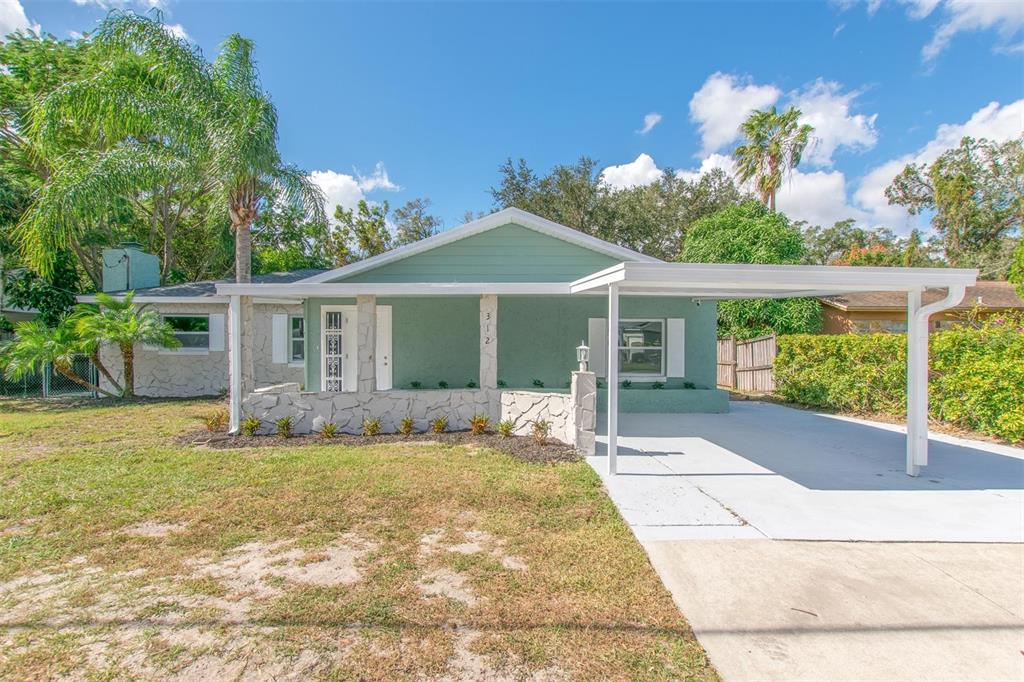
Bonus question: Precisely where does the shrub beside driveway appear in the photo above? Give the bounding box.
[0,398,716,680]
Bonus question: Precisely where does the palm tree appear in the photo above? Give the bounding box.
[75,291,180,398]
[1,319,119,398]
[733,106,814,211]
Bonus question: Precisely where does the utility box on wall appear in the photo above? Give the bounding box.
[101,242,160,293]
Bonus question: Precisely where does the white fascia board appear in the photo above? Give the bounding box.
[297,207,660,284]
[571,262,978,294]
[215,282,572,297]
[76,295,228,304]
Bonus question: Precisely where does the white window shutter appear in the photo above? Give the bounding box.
[667,318,685,377]
[588,317,607,377]
[271,314,288,363]
[375,305,392,391]
[208,313,225,352]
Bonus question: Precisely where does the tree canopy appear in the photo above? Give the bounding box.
[681,202,822,338]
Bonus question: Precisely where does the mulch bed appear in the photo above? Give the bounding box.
[178,429,581,463]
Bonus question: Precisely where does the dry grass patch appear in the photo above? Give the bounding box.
[0,397,716,680]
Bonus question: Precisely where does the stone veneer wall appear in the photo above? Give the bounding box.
[242,372,597,454]
[498,390,573,443]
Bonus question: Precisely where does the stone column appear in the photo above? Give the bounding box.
[570,371,597,456]
[479,294,497,389]
[356,295,376,393]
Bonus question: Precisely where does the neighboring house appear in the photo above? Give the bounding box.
[819,281,1024,334]
[78,209,726,415]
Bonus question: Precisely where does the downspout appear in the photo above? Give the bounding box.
[905,284,966,475]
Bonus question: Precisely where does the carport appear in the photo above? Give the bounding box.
[570,262,979,477]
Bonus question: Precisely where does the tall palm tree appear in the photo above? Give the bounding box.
[733,106,814,211]
[1,319,119,398]
[75,291,180,398]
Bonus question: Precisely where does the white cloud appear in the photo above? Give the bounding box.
[0,0,39,37]
[689,72,780,156]
[854,98,1024,228]
[355,162,400,193]
[675,153,737,183]
[790,79,878,166]
[311,163,400,215]
[599,153,663,190]
[777,169,866,227]
[164,23,188,40]
[920,0,1024,61]
[637,112,662,135]
[72,0,168,9]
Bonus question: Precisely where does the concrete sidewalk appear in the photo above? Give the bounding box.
[645,540,1024,682]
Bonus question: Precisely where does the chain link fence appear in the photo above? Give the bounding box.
[0,333,98,398]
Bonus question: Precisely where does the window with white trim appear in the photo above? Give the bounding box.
[290,316,304,362]
[618,319,664,376]
[164,315,209,349]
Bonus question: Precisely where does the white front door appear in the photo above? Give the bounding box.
[375,305,393,390]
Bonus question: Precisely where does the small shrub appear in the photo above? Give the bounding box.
[410,381,422,389]
[202,408,229,432]
[469,413,490,434]
[319,422,338,438]
[363,418,382,436]
[497,379,507,388]
[275,416,294,438]
[466,380,478,388]
[399,416,414,436]
[621,379,632,389]
[430,415,448,433]
[682,381,696,389]
[240,416,261,437]
[531,419,551,442]
[497,419,514,438]
[531,379,544,388]
[652,381,665,390]
[438,380,449,389]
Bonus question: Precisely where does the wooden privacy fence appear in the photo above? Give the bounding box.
[717,334,777,393]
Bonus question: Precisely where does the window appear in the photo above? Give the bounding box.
[290,316,304,362]
[164,315,209,349]
[618,319,664,376]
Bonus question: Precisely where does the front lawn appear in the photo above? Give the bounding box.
[0,398,716,680]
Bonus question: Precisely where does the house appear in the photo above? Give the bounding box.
[82,208,979,477]
[82,209,729,437]
[819,281,1024,334]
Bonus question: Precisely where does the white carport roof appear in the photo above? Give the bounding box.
[574,261,979,480]
[570,261,979,298]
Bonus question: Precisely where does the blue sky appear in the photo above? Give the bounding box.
[6,0,1024,234]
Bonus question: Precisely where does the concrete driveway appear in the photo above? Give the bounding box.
[588,402,1024,681]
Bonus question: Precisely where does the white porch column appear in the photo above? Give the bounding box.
[905,289,925,476]
[480,294,497,389]
[228,294,242,433]
[356,295,377,392]
[607,283,619,475]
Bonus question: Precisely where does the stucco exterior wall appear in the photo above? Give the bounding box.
[98,302,303,397]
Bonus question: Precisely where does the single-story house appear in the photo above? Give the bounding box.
[820,281,1024,334]
[82,208,979,478]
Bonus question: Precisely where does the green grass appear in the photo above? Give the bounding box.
[0,397,716,680]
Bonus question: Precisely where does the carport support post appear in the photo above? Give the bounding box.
[906,288,925,476]
[607,283,619,475]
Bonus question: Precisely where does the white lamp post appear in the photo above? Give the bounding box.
[576,341,590,371]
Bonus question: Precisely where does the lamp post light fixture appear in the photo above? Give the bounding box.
[576,341,590,371]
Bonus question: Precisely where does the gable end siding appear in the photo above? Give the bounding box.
[331,223,622,283]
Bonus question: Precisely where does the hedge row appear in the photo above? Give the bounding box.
[774,313,1024,443]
